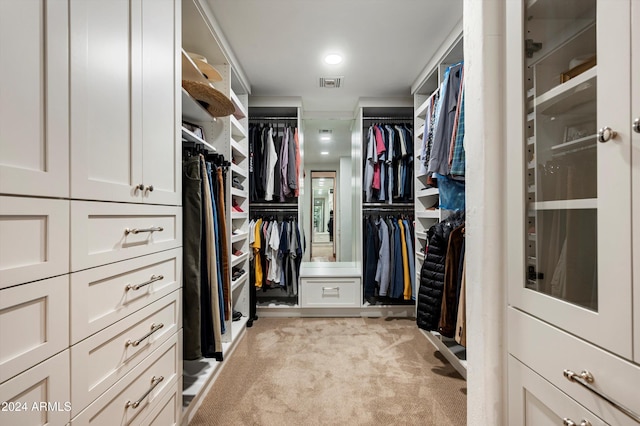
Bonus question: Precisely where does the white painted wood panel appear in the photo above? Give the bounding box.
[71,291,180,416]
[0,0,69,198]
[508,308,640,425]
[70,249,181,344]
[140,0,181,206]
[301,278,360,308]
[70,201,181,272]
[0,350,70,425]
[0,197,69,289]
[69,0,143,203]
[140,377,181,426]
[508,356,606,426]
[632,0,640,366]
[70,332,180,426]
[0,276,69,384]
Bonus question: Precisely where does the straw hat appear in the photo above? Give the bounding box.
[187,52,222,82]
[182,80,235,117]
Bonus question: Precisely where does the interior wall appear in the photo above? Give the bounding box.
[463,0,507,424]
[339,156,352,261]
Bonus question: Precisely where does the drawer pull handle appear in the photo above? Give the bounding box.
[126,274,164,291]
[322,287,340,293]
[125,323,164,347]
[124,226,164,235]
[563,369,640,422]
[125,375,164,409]
[564,420,592,426]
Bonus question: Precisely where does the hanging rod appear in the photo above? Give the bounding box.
[363,203,414,209]
[249,116,298,120]
[363,116,413,121]
[250,203,299,210]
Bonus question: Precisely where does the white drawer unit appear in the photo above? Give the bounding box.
[0,275,69,383]
[71,291,180,416]
[301,277,360,308]
[71,331,180,426]
[508,356,606,426]
[508,308,640,425]
[70,248,182,344]
[0,350,71,426]
[140,377,181,426]
[0,196,69,289]
[70,201,181,272]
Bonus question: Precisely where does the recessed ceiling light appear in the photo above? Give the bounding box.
[324,54,342,65]
[320,151,329,155]
[320,136,331,141]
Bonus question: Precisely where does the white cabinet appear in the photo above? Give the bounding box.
[0,0,69,198]
[506,0,640,422]
[70,0,180,205]
[301,278,360,308]
[0,196,69,289]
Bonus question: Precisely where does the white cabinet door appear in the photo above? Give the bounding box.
[140,0,181,206]
[70,0,143,203]
[507,0,634,359]
[0,0,69,198]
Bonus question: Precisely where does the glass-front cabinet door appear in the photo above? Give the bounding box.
[507,0,633,359]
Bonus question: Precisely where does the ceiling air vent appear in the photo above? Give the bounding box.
[319,129,333,134]
[319,76,343,88]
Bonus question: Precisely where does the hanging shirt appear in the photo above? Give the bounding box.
[287,127,297,193]
[375,218,391,296]
[267,221,281,283]
[279,127,290,199]
[398,219,411,300]
[294,128,301,197]
[253,218,263,288]
[364,126,376,202]
[265,128,278,201]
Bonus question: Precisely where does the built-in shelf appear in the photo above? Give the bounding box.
[536,67,597,115]
[231,252,249,267]
[420,330,467,380]
[231,115,247,140]
[182,88,216,123]
[231,231,249,243]
[181,49,209,85]
[416,210,441,219]
[231,163,247,179]
[530,198,597,210]
[231,273,248,292]
[231,140,248,160]
[231,212,247,220]
[417,187,439,198]
[415,98,430,118]
[416,252,425,262]
[550,134,596,152]
[231,187,248,199]
[230,88,247,120]
[182,126,216,152]
[416,124,425,139]
[416,231,428,241]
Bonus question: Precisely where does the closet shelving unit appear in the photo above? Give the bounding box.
[411,27,468,379]
[248,106,303,312]
[180,0,251,422]
[360,105,417,310]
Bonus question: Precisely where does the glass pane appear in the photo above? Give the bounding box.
[524,0,598,310]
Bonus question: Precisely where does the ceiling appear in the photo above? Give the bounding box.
[206,0,463,163]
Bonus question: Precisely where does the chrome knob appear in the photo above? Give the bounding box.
[633,118,640,134]
[580,421,592,426]
[145,185,154,193]
[135,183,144,192]
[597,126,617,143]
[563,419,577,426]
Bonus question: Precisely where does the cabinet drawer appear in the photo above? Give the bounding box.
[508,356,606,426]
[71,331,181,426]
[70,248,181,344]
[70,201,181,271]
[509,307,640,425]
[0,350,70,426]
[0,276,69,383]
[71,291,180,416]
[140,378,181,426]
[0,196,69,289]
[301,278,360,307]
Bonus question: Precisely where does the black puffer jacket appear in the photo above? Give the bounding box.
[417,211,464,331]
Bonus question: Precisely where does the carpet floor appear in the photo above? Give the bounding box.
[189,317,467,426]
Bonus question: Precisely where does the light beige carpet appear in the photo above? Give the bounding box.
[190,317,466,426]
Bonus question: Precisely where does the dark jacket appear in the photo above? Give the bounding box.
[416,211,464,331]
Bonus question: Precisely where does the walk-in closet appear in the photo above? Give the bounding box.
[2,0,639,425]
